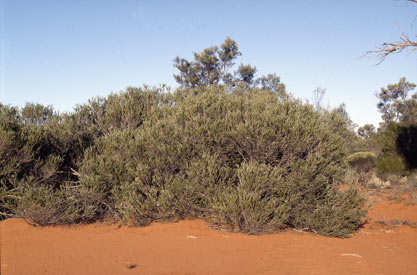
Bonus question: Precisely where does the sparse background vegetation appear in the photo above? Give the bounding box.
[346,76,417,201]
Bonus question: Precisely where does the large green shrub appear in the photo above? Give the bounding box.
[77,86,366,237]
[1,86,367,237]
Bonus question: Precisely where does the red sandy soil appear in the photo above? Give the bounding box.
[2,194,417,275]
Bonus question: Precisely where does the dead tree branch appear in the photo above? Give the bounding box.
[364,0,417,64]
[365,26,417,64]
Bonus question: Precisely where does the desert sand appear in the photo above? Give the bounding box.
[1,193,417,275]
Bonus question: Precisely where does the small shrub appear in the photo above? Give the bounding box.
[366,173,391,189]
[408,174,417,190]
[375,219,417,229]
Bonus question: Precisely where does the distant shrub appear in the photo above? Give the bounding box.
[347,152,377,174]
[373,122,416,178]
[376,155,407,177]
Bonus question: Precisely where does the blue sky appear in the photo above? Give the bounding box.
[1,0,416,128]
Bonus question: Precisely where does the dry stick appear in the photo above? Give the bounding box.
[365,24,417,64]
[362,1,417,63]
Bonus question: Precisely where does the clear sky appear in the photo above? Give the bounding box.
[1,0,416,128]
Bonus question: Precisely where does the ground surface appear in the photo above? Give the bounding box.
[1,192,417,275]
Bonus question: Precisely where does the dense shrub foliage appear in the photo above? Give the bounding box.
[396,124,417,170]
[0,85,367,237]
[375,155,407,177]
[0,102,98,223]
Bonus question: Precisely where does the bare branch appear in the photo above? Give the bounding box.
[363,0,417,64]
[364,25,417,64]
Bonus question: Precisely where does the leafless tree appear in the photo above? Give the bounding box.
[365,0,417,63]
